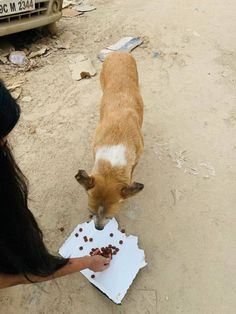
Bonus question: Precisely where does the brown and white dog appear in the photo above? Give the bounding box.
[75,52,144,229]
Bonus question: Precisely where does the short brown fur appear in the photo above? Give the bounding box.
[75,52,144,229]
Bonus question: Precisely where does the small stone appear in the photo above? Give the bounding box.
[119,240,123,245]
[79,246,83,250]
[89,238,93,242]
[121,229,125,233]
[29,126,36,134]
[110,233,114,237]
[75,233,79,237]
[22,96,32,102]
[91,274,95,279]
[79,228,83,232]
[59,227,64,232]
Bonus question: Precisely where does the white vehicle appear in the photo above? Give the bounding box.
[0,0,62,36]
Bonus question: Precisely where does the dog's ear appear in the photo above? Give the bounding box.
[75,170,94,190]
[121,182,144,198]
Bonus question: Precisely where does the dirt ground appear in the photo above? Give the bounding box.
[1,0,236,313]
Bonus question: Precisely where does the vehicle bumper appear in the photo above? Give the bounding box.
[0,12,61,36]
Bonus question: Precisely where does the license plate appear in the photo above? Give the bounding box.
[0,0,35,17]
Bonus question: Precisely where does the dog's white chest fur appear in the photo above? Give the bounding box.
[95,144,127,167]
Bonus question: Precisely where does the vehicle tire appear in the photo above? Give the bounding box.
[46,22,58,35]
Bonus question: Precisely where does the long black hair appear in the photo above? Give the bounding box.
[0,80,68,279]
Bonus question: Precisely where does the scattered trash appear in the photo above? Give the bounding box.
[7,84,22,92]
[152,51,160,58]
[98,37,143,61]
[68,54,96,81]
[28,46,48,58]
[24,59,38,72]
[6,80,24,100]
[9,51,27,65]
[62,7,81,17]
[22,96,32,102]
[75,3,96,12]
[62,0,74,8]
[11,88,22,100]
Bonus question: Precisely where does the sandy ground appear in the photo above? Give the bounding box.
[1,0,236,313]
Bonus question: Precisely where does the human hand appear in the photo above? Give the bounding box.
[88,250,111,272]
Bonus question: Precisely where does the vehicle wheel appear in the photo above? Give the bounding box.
[46,22,58,35]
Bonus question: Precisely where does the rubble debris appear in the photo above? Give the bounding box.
[62,0,74,8]
[68,54,96,80]
[22,96,32,102]
[62,7,81,17]
[6,80,24,100]
[98,37,143,61]
[11,88,22,100]
[75,3,96,12]
[29,46,48,58]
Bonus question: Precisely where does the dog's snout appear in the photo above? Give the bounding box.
[95,225,104,231]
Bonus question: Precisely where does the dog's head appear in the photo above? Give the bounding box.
[75,169,144,230]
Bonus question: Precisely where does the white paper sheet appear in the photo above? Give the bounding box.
[59,219,147,304]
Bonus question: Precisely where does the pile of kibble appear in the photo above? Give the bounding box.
[89,245,119,258]
[74,227,125,279]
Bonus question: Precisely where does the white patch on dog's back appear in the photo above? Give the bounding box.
[95,144,127,167]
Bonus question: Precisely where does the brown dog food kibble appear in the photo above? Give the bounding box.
[89,245,120,259]
[83,236,88,242]
[91,274,95,279]
[89,238,93,242]
[79,228,83,232]
[121,229,125,233]
[59,227,64,232]
[109,233,114,237]
[75,233,79,237]
[119,240,123,245]
[79,246,83,250]
[89,214,93,219]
